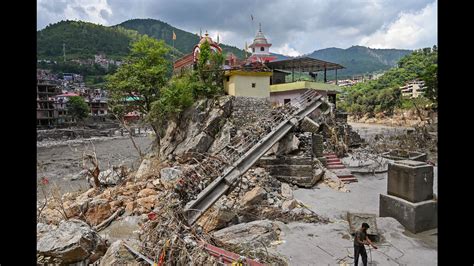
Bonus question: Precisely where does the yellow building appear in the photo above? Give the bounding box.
[224,70,272,98]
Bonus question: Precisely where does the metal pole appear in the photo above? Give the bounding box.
[335,69,338,85]
[324,67,327,83]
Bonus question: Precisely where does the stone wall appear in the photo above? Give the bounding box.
[230,96,272,128]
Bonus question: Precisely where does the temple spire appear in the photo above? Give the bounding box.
[259,22,262,32]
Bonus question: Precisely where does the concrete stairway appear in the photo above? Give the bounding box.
[324,153,357,183]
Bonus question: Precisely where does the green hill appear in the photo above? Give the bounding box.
[116,19,248,59]
[308,46,412,78]
[37,20,142,60]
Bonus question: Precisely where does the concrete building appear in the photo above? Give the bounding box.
[54,92,79,125]
[37,78,61,127]
[224,69,273,98]
[270,81,341,106]
[400,80,425,98]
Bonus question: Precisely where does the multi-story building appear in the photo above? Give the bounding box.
[37,72,61,127]
[400,80,425,98]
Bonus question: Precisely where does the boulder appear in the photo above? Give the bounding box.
[85,199,112,226]
[213,220,280,248]
[99,240,141,266]
[280,183,293,199]
[99,216,141,243]
[196,206,237,232]
[240,186,266,207]
[37,219,107,264]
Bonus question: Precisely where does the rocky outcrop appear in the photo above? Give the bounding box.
[159,96,234,160]
[37,219,107,264]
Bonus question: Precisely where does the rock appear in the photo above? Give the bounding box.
[135,158,151,179]
[276,133,300,155]
[136,195,156,211]
[137,188,157,198]
[98,167,125,186]
[37,219,107,264]
[281,199,300,212]
[208,121,233,153]
[213,220,280,248]
[39,208,64,225]
[99,216,141,243]
[268,198,275,204]
[197,206,237,232]
[281,183,293,199]
[99,240,141,266]
[240,186,266,207]
[203,108,224,137]
[85,199,112,226]
[160,167,182,183]
[175,131,214,155]
[71,169,89,180]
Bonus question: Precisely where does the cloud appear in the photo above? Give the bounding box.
[272,43,301,57]
[359,1,437,49]
[38,0,437,53]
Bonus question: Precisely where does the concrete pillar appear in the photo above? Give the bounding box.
[380,160,437,233]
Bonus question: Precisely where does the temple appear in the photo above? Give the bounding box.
[247,23,277,63]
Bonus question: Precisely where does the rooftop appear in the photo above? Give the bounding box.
[266,57,344,72]
[270,81,342,93]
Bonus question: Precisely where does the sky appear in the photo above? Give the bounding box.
[37,0,437,56]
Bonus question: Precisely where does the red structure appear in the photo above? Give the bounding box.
[247,23,277,63]
[173,31,223,74]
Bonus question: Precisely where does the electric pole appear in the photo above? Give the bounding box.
[63,43,66,62]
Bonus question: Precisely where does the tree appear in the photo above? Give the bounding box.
[107,35,171,147]
[67,96,89,122]
[195,40,225,97]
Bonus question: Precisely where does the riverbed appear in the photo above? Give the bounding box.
[37,135,154,196]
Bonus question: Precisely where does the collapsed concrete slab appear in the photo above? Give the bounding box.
[212,220,280,248]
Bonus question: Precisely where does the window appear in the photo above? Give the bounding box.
[252,83,256,88]
[260,47,264,51]
[226,76,230,82]
[284,99,291,104]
